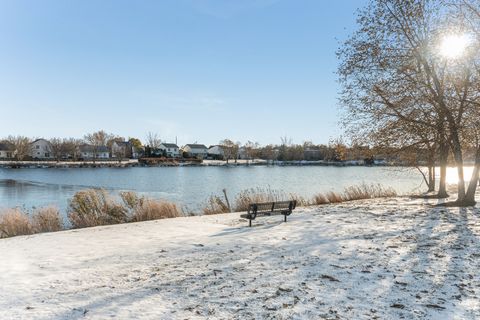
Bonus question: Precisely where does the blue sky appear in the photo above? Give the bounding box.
[0,0,366,146]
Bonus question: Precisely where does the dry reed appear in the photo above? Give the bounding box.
[131,200,182,221]
[31,206,64,233]
[203,195,230,215]
[312,184,397,205]
[68,189,128,228]
[0,209,33,238]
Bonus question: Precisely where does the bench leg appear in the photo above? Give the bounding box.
[249,218,252,227]
[284,214,287,222]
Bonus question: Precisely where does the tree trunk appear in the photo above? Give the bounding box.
[464,148,480,206]
[449,142,465,200]
[427,165,435,192]
[437,141,448,198]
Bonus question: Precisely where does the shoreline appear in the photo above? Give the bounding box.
[0,159,396,169]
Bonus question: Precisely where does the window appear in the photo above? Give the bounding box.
[36,145,40,149]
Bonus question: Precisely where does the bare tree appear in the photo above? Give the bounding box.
[49,138,63,162]
[62,138,82,161]
[7,136,32,160]
[84,130,113,162]
[219,139,239,164]
[338,0,480,204]
[146,132,161,150]
[243,141,260,164]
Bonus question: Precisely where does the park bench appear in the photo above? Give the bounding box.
[240,200,297,227]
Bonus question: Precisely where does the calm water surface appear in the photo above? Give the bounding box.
[0,166,424,213]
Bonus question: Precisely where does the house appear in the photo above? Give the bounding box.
[79,144,110,160]
[31,139,52,160]
[182,144,208,159]
[0,142,14,159]
[159,143,180,158]
[111,141,133,159]
[132,146,144,159]
[238,146,247,160]
[207,145,225,160]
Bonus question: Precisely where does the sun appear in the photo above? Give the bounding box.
[439,34,470,59]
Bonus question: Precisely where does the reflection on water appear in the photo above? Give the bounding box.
[0,166,426,214]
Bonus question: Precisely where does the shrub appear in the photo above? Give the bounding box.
[68,189,128,228]
[203,195,230,215]
[31,206,64,233]
[0,209,33,238]
[131,200,182,222]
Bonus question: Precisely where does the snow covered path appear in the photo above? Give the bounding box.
[1,198,479,319]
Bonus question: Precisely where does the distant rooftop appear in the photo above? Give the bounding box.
[185,144,207,149]
[161,143,179,148]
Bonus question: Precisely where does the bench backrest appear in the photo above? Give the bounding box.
[248,200,296,213]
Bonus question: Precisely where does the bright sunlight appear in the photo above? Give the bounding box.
[439,34,470,58]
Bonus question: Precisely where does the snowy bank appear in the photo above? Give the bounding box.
[0,197,479,319]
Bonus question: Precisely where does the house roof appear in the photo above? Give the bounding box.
[161,143,179,148]
[0,142,14,151]
[113,141,131,147]
[185,144,208,149]
[79,144,109,153]
[31,138,50,144]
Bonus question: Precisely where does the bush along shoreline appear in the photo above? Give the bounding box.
[0,183,397,239]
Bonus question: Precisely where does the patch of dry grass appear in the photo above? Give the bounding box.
[234,187,288,212]
[343,183,397,201]
[0,209,33,238]
[68,189,182,227]
[313,193,329,205]
[312,184,397,205]
[325,191,344,203]
[203,195,230,215]
[31,206,64,233]
[68,189,128,228]
[130,200,182,222]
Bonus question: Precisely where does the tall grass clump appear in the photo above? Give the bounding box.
[312,183,397,205]
[203,195,230,215]
[130,200,182,222]
[120,191,144,211]
[119,191,182,221]
[0,209,33,238]
[232,187,309,212]
[31,206,64,233]
[234,187,287,212]
[325,191,344,203]
[313,193,329,205]
[68,189,128,228]
[343,183,397,201]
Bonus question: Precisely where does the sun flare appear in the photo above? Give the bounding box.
[439,34,470,59]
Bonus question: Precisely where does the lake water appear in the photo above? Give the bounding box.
[0,166,426,213]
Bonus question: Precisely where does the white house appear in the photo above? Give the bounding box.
[182,144,208,159]
[159,143,180,158]
[31,139,52,160]
[79,145,110,160]
[207,145,225,160]
[0,142,14,159]
[111,141,132,159]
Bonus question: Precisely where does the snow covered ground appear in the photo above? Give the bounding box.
[0,197,479,319]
